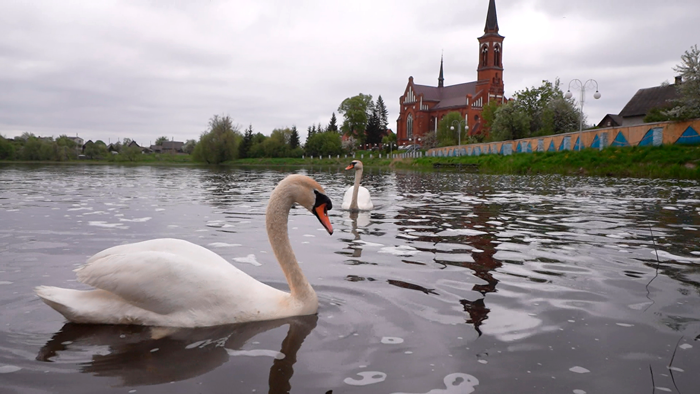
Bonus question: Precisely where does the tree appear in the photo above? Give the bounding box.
[120,144,141,162]
[375,95,389,132]
[666,44,700,120]
[290,126,300,149]
[155,136,169,146]
[488,101,531,141]
[192,115,241,164]
[84,141,108,160]
[328,112,339,132]
[183,139,196,154]
[304,131,342,157]
[239,125,254,158]
[436,112,469,147]
[365,99,383,145]
[512,78,578,136]
[0,135,16,160]
[338,93,373,142]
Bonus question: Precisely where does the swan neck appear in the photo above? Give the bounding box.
[265,190,315,302]
[351,168,362,210]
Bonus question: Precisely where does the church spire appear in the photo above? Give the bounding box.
[438,54,444,88]
[484,0,499,33]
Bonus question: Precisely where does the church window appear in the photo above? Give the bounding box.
[481,45,488,66]
[407,114,413,140]
[494,44,501,66]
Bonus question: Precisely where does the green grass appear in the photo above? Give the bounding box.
[4,145,700,180]
[408,144,700,179]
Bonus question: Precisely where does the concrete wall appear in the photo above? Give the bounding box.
[427,119,700,158]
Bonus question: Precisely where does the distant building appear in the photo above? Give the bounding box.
[604,77,681,127]
[66,136,84,147]
[396,0,507,145]
[151,140,185,154]
[597,114,623,128]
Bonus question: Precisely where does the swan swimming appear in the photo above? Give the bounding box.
[342,160,373,211]
[35,174,333,327]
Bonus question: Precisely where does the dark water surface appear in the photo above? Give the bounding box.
[1,164,699,394]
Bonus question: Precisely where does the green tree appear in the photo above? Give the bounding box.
[512,78,578,136]
[155,136,169,146]
[84,141,108,160]
[338,93,373,142]
[436,112,469,147]
[290,126,300,149]
[0,135,16,160]
[328,113,339,132]
[192,115,240,164]
[120,144,141,161]
[304,131,342,157]
[488,101,531,141]
[21,135,44,160]
[183,139,196,154]
[376,95,389,132]
[666,44,700,120]
[55,135,78,161]
[365,99,384,145]
[239,125,254,158]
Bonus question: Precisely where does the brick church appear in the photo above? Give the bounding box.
[396,0,506,145]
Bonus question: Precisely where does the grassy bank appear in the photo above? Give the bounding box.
[3,145,700,180]
[408,144,700,179]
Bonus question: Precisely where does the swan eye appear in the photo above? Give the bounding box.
[313,190,332,211]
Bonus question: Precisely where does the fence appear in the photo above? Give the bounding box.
[426,119,700,157]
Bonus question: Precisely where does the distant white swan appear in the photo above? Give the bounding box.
[342,160,373,211]
[35,174,334,327]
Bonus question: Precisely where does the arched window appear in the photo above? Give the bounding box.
[494,44,501,67]
[407,114,413,140]
[481,45,488,66]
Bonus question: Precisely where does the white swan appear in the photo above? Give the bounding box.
[341,160,373,211]
[35,174,334,327]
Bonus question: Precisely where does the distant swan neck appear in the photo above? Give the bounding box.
[351,168,363,210]
[265,189,315,302]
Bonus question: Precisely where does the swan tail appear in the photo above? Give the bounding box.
[35,286,84,322]
[35,286,147,325]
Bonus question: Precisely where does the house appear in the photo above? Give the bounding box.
[66,136,84,147]
[597,114,623,128]
[612,77,681,126]
[396,0,507,145]
[161,140,184,154]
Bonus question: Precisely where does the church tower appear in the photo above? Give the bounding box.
[395,0,506,144]
[476,0,505,98]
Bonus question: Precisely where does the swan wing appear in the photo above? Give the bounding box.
[341,187,354,209]
[87,238,232,269]
[357,186,374,210]
[76,250,258,315]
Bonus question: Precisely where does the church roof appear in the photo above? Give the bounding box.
[485,0,499,32]
[412,82,478,109]
[618,84,678,118]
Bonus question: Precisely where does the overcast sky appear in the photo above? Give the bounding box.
[1,0,699,145]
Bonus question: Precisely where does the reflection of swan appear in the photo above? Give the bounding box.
[36,315,318,388]
[342,160,373,211]
[35,175,334,327]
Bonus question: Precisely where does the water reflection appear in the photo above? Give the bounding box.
[36,315,317,390]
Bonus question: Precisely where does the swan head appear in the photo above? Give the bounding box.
[276,174,333,235]
[311,189,333,235]
[345,160,363,171]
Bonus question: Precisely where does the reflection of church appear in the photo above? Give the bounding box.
[396,0,506,145]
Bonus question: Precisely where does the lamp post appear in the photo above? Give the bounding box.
[565,79,601,151]
[450,119,468,156]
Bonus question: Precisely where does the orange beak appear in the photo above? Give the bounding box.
[314,203,333,235]
[345,164,354,170]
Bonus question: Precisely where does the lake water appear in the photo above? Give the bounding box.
[1,164,699,394]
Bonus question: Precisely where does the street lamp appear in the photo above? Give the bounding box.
[450,119,468,156]
[565,79,601,151]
